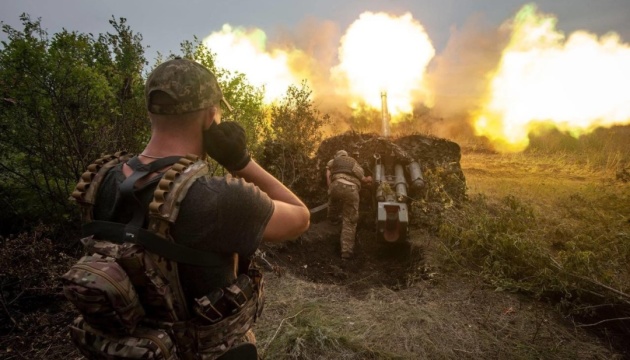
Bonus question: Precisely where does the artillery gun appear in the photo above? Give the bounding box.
[369,150,424,244]
[307,92,465,254]
[363,91,425,244]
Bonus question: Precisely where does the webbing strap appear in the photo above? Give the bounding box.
[120,156,182,228]
[82,220,229,267]
[121,156,183,195]
[81,155,229,267]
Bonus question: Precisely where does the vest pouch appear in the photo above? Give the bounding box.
[188,296,258,358]
[62,254,145,334]
[117,243,179,322]
[70,316,177,360]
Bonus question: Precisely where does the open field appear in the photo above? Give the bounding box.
[251,149,630,359]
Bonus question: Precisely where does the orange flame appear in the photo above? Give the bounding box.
[331,12,435,117]
[474,4,630,152]
[202,24,306,103]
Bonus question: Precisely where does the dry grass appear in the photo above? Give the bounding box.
[253,270,618,359]
[2,128,628,359]
[460,151,630,290]
[437,148,630,352]
[253,140,629,359]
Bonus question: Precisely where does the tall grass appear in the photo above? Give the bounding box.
[442,145,630,339]
[526,125,630,177]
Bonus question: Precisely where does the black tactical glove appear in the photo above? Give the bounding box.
[203,121,251,172]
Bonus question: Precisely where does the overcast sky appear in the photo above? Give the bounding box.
[2,0,629,64]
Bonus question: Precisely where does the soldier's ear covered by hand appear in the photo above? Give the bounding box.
[203,122,251,172]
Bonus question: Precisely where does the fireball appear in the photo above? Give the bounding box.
[474,4,630,152]
[203,24,305,103]
[331,12,435,117]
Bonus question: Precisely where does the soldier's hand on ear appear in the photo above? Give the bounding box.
[203,121,251,172]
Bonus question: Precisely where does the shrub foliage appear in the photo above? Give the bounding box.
[0,14,149,230]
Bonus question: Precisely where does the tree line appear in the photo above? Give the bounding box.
[0,14,329,234]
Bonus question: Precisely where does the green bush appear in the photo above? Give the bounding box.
[0,14,148,230]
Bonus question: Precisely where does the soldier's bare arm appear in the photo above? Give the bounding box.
[235,160,310,242]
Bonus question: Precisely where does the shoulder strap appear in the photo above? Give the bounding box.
[145,154,215,321]
[118,155,182,229]
[148,155,210,229]
[120,155,183,196]
[78,154,224,321]
[71,151,133,222]
[79,154,227,267]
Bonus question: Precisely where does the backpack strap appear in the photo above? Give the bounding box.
[118,155,183,230]
[71,151,132,222]
[75,153,232,322]
[78,154,229,267]
[147,154,210,232]
[145,154,214,320]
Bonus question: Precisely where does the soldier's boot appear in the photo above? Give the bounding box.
[340,238,354,259]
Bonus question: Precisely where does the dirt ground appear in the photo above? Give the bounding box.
[258,226,622,359]
[1,150,626,359]
[252,150,627,359]
[261,221,423,292]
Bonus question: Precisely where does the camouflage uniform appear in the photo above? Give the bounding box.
[327,151,365,258]
[64,58,270,359]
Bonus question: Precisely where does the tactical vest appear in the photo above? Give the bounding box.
[62,152,263,360]
[330,156,361,186]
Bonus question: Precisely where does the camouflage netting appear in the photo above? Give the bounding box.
[260,132,467,232]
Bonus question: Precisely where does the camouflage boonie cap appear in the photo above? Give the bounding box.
[145,57,222,115]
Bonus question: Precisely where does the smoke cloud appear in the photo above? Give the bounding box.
[206,6,630,150]
[424,13,509,142]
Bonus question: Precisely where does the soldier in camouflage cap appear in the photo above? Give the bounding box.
[65,56,310,358]
[145,57,223,115]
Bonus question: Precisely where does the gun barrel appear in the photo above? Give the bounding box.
[394,164,407,201]
[408,161,425,189]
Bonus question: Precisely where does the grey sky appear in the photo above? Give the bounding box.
[1,0,629,64]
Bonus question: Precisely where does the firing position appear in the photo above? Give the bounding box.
[326,150,372,259]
